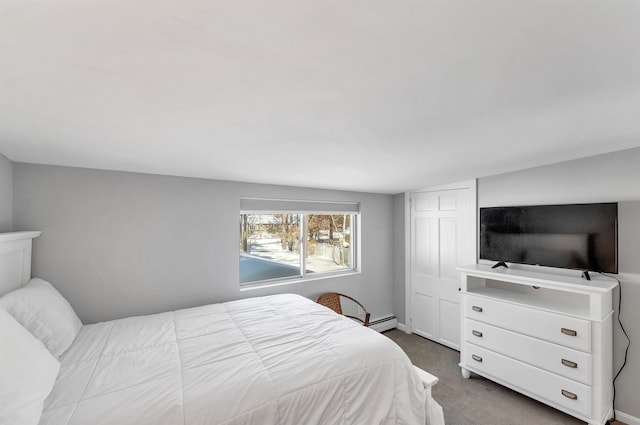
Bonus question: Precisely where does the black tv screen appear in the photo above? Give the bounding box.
[480,203,618,273]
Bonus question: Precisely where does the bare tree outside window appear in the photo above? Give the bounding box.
[240,213,355,284]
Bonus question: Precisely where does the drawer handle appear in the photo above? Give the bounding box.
[561,389,578,400]
[472,330,483,338]
[472,354,483,363]
[561,359,578,369]
[472,306,483,313]
[561,328,577,337]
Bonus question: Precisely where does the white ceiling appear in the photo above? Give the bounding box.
[1,0,640,194]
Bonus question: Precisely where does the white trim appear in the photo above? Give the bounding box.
[300,216,308,275]
[404,191,411,333]
[0,231,42,242]
[240,270,361,291]
[615,410,640,425]
[396,322,409,333]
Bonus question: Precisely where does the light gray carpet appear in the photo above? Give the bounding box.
[383,329,624,425]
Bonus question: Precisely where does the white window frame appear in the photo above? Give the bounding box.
[239,198,361,289]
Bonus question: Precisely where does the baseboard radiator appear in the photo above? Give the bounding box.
[369,315,398,333]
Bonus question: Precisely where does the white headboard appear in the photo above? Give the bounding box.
[0,231,42,296]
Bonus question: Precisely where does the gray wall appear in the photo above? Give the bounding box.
[13,163,395,325]
[478,147,640,206]
[392,193,406,323]
[478,147,640,419]
[0,153,12,232]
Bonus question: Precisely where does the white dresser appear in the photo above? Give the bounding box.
[458,264,616,425]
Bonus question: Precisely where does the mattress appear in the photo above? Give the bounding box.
[39,294,436,425]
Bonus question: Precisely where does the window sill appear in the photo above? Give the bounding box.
[240,270,361,292]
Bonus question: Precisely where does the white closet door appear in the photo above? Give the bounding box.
[409,182,476,349]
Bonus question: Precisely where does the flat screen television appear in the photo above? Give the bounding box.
[480,203,618,273]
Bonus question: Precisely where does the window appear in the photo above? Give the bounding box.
[239,199,359,286]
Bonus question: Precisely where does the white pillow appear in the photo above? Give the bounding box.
[0,306,60,425]
[0,278,83,357]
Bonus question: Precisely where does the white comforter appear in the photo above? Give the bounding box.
[40,294,434,425]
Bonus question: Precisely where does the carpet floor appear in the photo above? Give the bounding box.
[383,329,625,425]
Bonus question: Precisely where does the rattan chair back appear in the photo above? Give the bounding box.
[316,292,370,327]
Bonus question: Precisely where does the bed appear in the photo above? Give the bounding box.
[0,231,445,425]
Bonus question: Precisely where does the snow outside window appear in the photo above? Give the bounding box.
[239,199,359,286]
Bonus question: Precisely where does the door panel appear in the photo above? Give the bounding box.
[439,194,458,211]
[413,293,435,339]
[415,195,437,212]
[439,299,461,348]
[439,218,458,281]
[414,217,435,276]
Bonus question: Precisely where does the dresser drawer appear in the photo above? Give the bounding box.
[464,319,592,385]
[464,294,591,352]
[463,344,591,417]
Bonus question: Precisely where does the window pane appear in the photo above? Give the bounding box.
[240,214,301,283]
[305,214,352,274]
